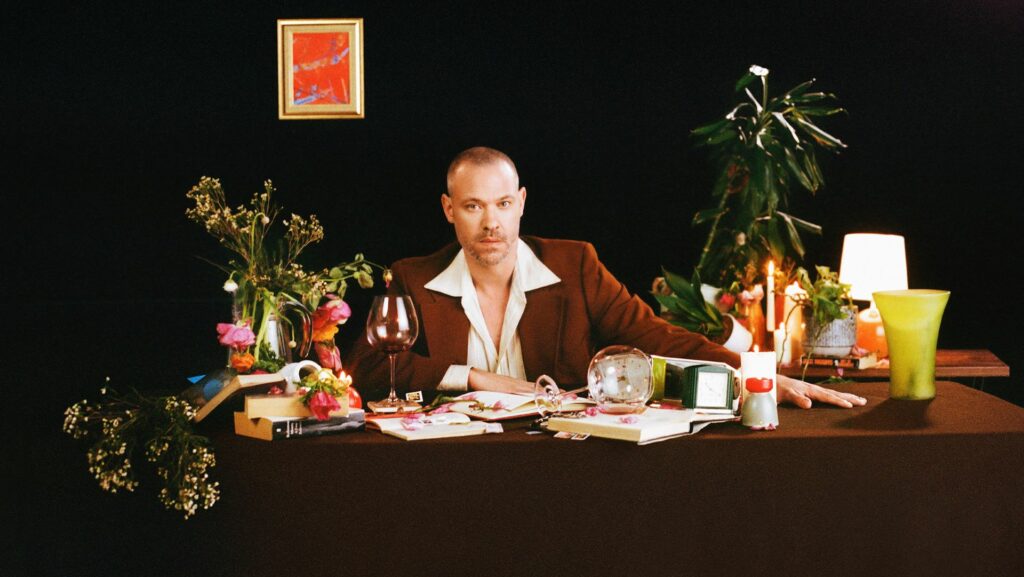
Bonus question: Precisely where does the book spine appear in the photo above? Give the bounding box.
[801,357,859,368]
[272,417,364,439]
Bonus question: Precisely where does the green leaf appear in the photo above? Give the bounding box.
[702,128,738,146]
[329,267,343,278]
[783,148,814,192]
[734,72,756,92]
[661,267,697,299]
[781,79,816,101]
[804,148,825,187]
[771,112,800,144]
[789,92,834,104]
[777,210,822,235]
[778,212,806,259]
[792,115,847,149]
[693,206,728,226]
[798,106,846,117]
[692,118,730,136]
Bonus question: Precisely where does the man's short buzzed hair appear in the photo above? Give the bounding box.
[446,146,519,193]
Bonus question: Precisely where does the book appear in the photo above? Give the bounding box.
[447,390,594,421]
[182,369,287,423]
[233,409,366,441]
[366,412,490,441]
[800,352,878,370]
[546,407,738,445]
[244,393,348,419]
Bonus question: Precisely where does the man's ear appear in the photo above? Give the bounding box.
[441,193,455,223]
[519,187,527,216]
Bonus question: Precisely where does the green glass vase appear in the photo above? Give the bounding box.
[873,289,950,400]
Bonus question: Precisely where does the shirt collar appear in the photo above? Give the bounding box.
[424,238,561,297]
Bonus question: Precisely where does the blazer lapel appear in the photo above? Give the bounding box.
[419,295,470,365]
[519,287,565,380]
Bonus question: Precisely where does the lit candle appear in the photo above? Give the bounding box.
[766,261,776,331]
[741,350,777,404]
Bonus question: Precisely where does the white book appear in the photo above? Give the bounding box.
[447,391,594,421]
[366,412,490,441]
[546,407,737,445]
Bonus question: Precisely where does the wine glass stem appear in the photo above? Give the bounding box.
[387,352,398,403]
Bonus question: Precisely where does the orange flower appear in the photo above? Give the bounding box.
[230,351,255,373]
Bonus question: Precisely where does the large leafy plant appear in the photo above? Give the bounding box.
[692,65,846,289]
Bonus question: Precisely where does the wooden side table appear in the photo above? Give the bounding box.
[779,349,1009,388]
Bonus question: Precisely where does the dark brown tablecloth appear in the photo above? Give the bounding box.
[41,381,1024,577]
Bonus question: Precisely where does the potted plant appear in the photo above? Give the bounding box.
[656,65,846,344]
[791,265,857,361]
[691,64,846,289]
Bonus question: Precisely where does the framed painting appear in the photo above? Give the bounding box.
[277,18,364,119]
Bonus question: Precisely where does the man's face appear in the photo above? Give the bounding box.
[442,161,526,267]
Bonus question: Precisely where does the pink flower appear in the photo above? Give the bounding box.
[314,342,342,371]
[461,393,478,401]
[492,400,509,411]
[430,404,452,415]
[718,292,737,310]
[216,321,256,349]
[308,391,341,421]
[400,414,424,430]
[584,407,598,417]
[267,386,284,395]
[311,295,352,341]
[618,415,640,424]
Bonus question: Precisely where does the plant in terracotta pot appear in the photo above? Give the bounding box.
[790,266,857,377]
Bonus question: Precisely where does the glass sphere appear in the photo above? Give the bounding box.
[587,345,653,414]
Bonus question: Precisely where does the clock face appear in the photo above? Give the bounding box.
[695,371,730,408]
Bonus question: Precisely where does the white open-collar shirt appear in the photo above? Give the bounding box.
[424,238,561,391]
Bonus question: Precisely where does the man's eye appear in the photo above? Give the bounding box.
[465,204,479,210]
[499,201,512,208]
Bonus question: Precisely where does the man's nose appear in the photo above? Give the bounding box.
[482,207,501,231]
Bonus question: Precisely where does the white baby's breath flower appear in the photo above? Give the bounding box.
[223,279,238,293]
[749,65,769,77]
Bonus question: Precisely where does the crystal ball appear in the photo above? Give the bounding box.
[587,345,653,414]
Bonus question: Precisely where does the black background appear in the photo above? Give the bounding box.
[6,1,1022,408]
[6,1,1024,574]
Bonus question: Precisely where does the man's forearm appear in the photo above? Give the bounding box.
[468,368,535,395]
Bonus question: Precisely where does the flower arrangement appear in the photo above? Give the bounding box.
[297,367,352,420]
[63,383,219,519]
[187,176,389,367]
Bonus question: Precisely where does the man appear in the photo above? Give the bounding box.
[348,147,866,409]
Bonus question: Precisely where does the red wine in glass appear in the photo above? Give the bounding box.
[365,295,420,408]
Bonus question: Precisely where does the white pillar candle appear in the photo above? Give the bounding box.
[783,282,806,364]
[741,351,777,404]
[766,261,776,331]
[774,323,793,366]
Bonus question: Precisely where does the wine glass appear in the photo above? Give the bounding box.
[365,295,420,410]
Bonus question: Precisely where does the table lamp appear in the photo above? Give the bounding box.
[838,233,908,358]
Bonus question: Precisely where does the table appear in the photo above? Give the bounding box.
[41,381,1024,577]
[780,349,1010,387]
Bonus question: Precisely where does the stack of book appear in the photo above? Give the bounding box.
[799,352,878,370]
[180,369,360,440]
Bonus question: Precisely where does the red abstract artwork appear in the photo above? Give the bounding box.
[291,32,351,105]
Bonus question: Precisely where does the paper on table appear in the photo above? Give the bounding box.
[367,412,489,441]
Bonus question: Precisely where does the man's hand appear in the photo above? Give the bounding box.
[777,374,867,409]
[468,368,535,395]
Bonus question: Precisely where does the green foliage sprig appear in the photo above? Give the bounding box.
[794,265,854,328]
[63,383,219,520]
[652,268,726,338]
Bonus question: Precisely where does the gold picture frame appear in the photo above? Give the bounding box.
[277,18,364,119]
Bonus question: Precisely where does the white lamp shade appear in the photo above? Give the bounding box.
[839,233,908,302]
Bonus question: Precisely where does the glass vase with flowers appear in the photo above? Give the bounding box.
[186,177,389,375]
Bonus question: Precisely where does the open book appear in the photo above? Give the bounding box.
[546,407,738,445]
[447,391,594,421]
[366,412,490,441]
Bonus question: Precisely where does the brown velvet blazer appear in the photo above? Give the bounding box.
[346,236,741,397]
